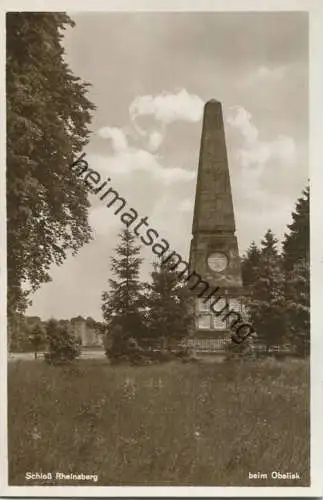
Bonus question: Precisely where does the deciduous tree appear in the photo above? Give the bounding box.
[45,319,81,364]
[7,12,95,317]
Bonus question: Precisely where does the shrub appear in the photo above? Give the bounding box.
[225,333,257,361]
[104,324,143,364]
[45,319,81,365]
[104,324,194,365]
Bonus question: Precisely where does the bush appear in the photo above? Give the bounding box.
[104,324,196,365]
[45,319,81,365]
[225,333,257,361]
[104,324,141,364]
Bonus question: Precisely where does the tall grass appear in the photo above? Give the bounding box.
[8,358,309,486]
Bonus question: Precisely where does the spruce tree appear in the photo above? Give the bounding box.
[146,259,194,349]
[284,259,309,356]
[241,241,262,288]
[101,229,146,357]
[283,186,310,356]
[247,230,287,350]
[283,186,309,271]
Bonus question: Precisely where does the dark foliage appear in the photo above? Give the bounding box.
[245,230,287,350]
[29,323,46,359]
[7,12,95,317]
[241,240,262,289]
[45,319,81,364]
[242,186,310,357]
[283,186,310,356]
[283,186,309,271]
[101,229,147,361]
[146,258,194,348]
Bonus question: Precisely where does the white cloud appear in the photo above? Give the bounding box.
[256,65,285,80]
[239,65,286,89]
[227,106,258,144]
[148,130,164,151]
[93,96,198,216]
[86,151,196,257]
[89,205,121,236]
[129,89,204,125]
[88,150,195,186]
[274,134,296,162]
[227,106,296,171]
[97,126,128,152]
[224,104,302,258]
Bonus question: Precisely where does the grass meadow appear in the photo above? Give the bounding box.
[8,357,309,486]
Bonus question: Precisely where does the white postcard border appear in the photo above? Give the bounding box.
[0,0,322,497]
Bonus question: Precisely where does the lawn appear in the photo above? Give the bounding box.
[8,357,310,486]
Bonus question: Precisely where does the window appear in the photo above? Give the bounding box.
[229,298,241,313]
[210,297,227,315]
[197,297,244,331]
[210,297,227,330]
[212,314,227,330]
[197,314,211,330]
[198,298,210,312]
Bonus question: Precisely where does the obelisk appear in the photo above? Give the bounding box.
[189,99,243,340]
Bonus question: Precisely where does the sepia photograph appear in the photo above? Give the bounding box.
[1,1,322,496]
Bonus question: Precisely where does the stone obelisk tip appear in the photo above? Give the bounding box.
[205,98,221,106]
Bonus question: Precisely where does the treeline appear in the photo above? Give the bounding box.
[9,315,104,354]
[242,186,309,356]
[9,186,309,364]
[101,186,309,362]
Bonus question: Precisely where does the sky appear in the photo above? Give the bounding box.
[28,11,309,320]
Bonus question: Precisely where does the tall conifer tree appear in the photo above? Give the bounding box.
[241,241,262,288]
[247,230,286,350]
[147,259,194,348]
[283,186,309,271]
[101,229,145,345]
[283,186,310,356]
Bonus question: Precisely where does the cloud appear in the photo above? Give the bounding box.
[227,106,296,170]
[89,205,121,237]
[88,150,195,186]
[256,65,284,80]
[239,65,286,90]
[129,89,204,125]
[226,105,298,240]
[97,126,128,152]
[86,151,196,261]
[237,134,296,169]
[148,130,164,151]
[227,106,259,144]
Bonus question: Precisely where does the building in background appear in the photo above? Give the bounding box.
[69,316,104,347]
